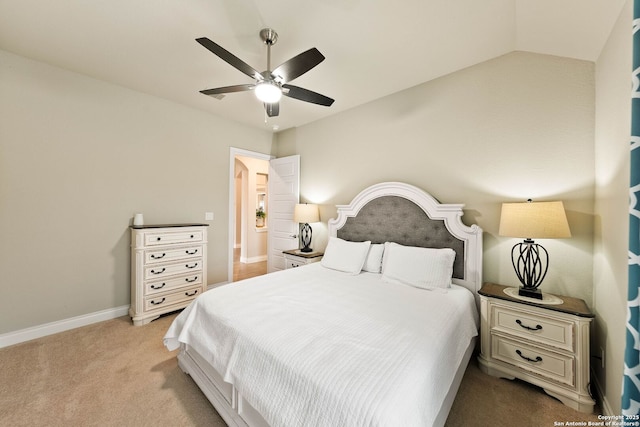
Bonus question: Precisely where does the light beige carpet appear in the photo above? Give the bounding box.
[0,312,603,426]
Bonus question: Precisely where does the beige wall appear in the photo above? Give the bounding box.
[277,51,596,305]
[0,49,273,334]
[593,0,632,414]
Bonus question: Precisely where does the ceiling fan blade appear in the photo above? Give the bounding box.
[200,84,255,97]
[196,37,262,81]
[264,102,279,117]
[282,84,334,106]
[271,48,325,83]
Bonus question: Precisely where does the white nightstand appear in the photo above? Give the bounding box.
[282,250,323,269]
[477,282,595,413]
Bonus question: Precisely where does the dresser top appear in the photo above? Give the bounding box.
[479,282,594,318]
[130,223,209,229]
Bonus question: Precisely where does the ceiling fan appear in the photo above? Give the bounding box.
[196,28,334,117]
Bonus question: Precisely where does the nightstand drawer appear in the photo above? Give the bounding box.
[491,335,575,386]
[492,305,574,352]
[286,259,305,269]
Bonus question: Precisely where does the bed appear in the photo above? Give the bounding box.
[164,182,483,427]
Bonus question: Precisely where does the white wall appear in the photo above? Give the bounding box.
[593,0,632,415]
[277,51,596,305]
[0,49,273,334]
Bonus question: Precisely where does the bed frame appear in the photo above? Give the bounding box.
[177,181,483,427]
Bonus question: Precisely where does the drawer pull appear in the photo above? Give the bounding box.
[150,283,166,290]
[150,268,166,275]
[150,298,166,305]
[185,263,198,269]
[185,276,198,283]
[516,319,542,331]
[150,253,166,259]
[185,249,198,255]
[190,234,194,238]
[185,290,199,297]
[157,237,161,241]
[516,349,542,363]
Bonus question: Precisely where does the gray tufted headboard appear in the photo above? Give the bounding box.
[328,182,483,297]
[337,195,465,279]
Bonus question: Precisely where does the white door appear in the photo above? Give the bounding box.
[267,155,300,272]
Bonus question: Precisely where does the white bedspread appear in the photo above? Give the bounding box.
[164,263,478,427]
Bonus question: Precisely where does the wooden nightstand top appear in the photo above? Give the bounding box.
[282,250,324,259]
[479,282,594,318]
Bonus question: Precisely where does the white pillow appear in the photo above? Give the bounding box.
[381,242,455,290]
[321,237,371,274]
[362,244,385,273]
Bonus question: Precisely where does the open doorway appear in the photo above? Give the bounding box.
[229,149,272,282]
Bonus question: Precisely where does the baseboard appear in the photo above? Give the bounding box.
[591,367,614,415]
[208,281,229,290]
[239,255,267,264]
[0,305,130,349]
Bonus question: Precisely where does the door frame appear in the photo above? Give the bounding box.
[228,148,274,284]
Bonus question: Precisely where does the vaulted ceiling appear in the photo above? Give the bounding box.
[0,0,626,132]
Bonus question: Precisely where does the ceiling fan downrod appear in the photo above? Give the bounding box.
[260,28,278,73]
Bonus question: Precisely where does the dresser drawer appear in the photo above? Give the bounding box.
[491,305,574,352]
[144,259,202,280]
[144,285,202,311]
[145,245,203,264]
[145,273,202,296]
[491,335,575,386]
[144,230,204,246]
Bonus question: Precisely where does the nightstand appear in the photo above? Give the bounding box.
[282,250,323,269]
[477,282,595,413]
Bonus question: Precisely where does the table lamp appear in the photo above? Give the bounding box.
[294,203,319,253]
[499,199,571,299]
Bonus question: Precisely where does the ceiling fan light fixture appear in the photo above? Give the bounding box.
[254,81,282,103]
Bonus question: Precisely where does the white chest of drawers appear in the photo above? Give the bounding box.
[130,224,208,326]
[477,283,595,413]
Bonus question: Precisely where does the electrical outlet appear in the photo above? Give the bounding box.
[601,347,605,369]
[205,212,214,221]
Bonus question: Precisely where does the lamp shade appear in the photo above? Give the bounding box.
[294,204,319,224]
[499,201,571,239]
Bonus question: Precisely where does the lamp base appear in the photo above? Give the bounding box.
[518,287,543,300]
[299,223,313,253]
